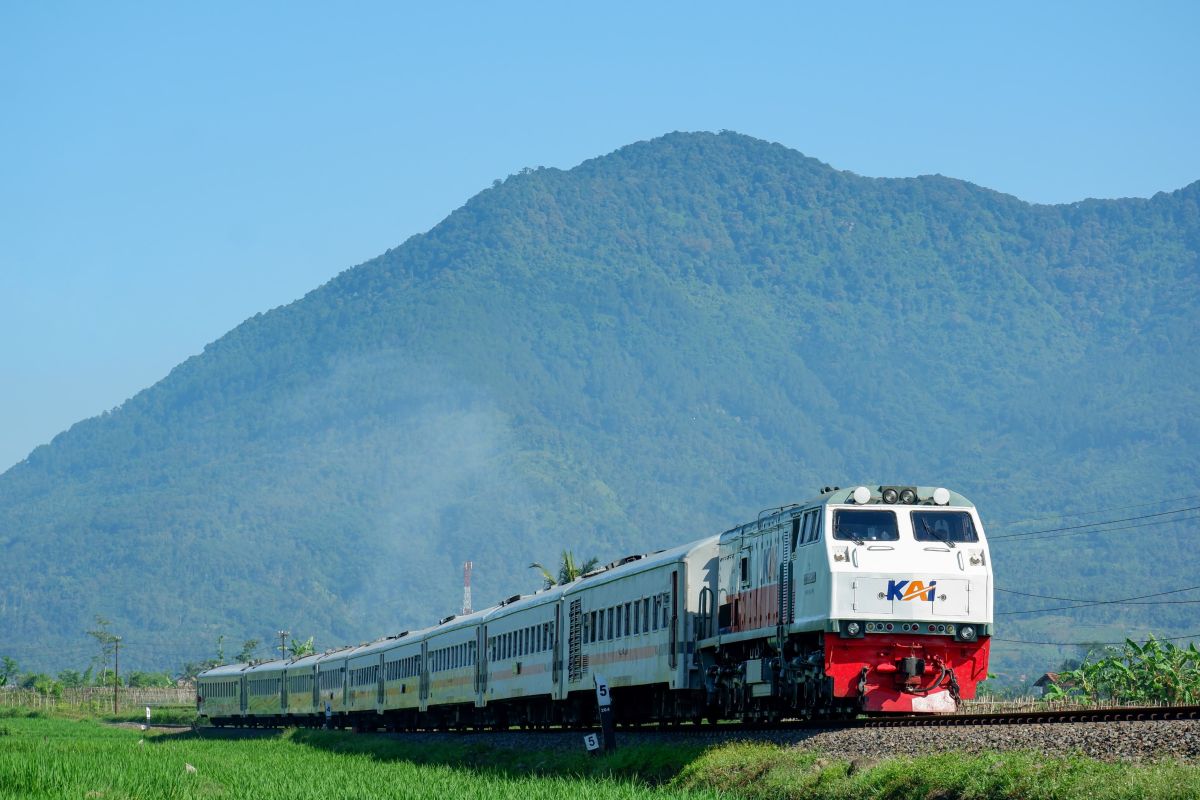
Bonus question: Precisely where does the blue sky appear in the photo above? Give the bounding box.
[2,1,1197,471]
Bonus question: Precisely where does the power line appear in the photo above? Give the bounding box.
[989,514,1200,545]
[998,584,1200,603]
[995,632,1200,647]
[990,492,1200,529]
[997,584,1200,615]
[1000,600,1200,615]
[989,505,1200,540]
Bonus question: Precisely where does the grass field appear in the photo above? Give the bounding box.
[0,710,716,800]
[2,708,1200,800]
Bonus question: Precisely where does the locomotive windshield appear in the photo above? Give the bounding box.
[912,510,979,543]
[833,509,898,541]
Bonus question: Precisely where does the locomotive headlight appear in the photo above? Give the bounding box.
[852,486,871,504]
[881,487,899,504]
[933,487,951,506]
[956,625,977,642]
[846,622,861,636]
[899,488,917,505]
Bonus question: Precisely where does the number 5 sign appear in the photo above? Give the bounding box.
[594,674,611,707]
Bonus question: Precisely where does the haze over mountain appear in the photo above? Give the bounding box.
[2,132,1196,681]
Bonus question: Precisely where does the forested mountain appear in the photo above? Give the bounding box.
[2,131,1197,684]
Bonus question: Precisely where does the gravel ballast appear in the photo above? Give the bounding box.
[377,719,1200,763]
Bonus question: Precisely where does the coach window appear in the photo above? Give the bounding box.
[625,602,632,635]
[606,608,614,639]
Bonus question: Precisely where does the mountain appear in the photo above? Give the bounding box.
[2,132,1197,683]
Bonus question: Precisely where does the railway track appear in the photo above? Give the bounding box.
[195,704,1200,734]
[855,704,1200,727]
[186,707,1200,762]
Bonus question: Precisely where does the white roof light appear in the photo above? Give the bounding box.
[933,487,950,506]
[852,486,871,504]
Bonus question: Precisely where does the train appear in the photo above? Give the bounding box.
[198,484,992,727]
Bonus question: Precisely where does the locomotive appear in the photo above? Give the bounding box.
[198,485,992,727]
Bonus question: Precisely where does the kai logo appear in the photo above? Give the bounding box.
[886,579,937,602]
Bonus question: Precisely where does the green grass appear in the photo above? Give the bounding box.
[101,705,199,726]
[673,741,1200,800]
[0,714,718,800]
[2,709,1200,800]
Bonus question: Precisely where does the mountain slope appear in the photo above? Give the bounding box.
[2,132,1197,681]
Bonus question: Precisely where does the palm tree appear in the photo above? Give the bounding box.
[530,550,600,587]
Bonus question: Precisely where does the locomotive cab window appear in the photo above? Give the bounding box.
[833,509,898,541]
[804,510,821,544]
[911,510,978,543]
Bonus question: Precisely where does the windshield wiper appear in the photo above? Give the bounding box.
[837,525,865,546]
[922,517,955,548]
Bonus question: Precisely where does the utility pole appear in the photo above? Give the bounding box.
[278,630,290,659]
[113,636,121,714]
[462,562,473,615]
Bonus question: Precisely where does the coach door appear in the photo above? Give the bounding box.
[419,641,430,712]
[553,603,565,697]
[377,653,385,708]
[669,570,679,670]
[475,625,487,705]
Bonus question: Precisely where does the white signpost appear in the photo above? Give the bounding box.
[586,674,616,753]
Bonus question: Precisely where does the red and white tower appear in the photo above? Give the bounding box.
[462,561,473,615]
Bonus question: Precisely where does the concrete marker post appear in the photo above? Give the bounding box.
[593,674,616,753]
